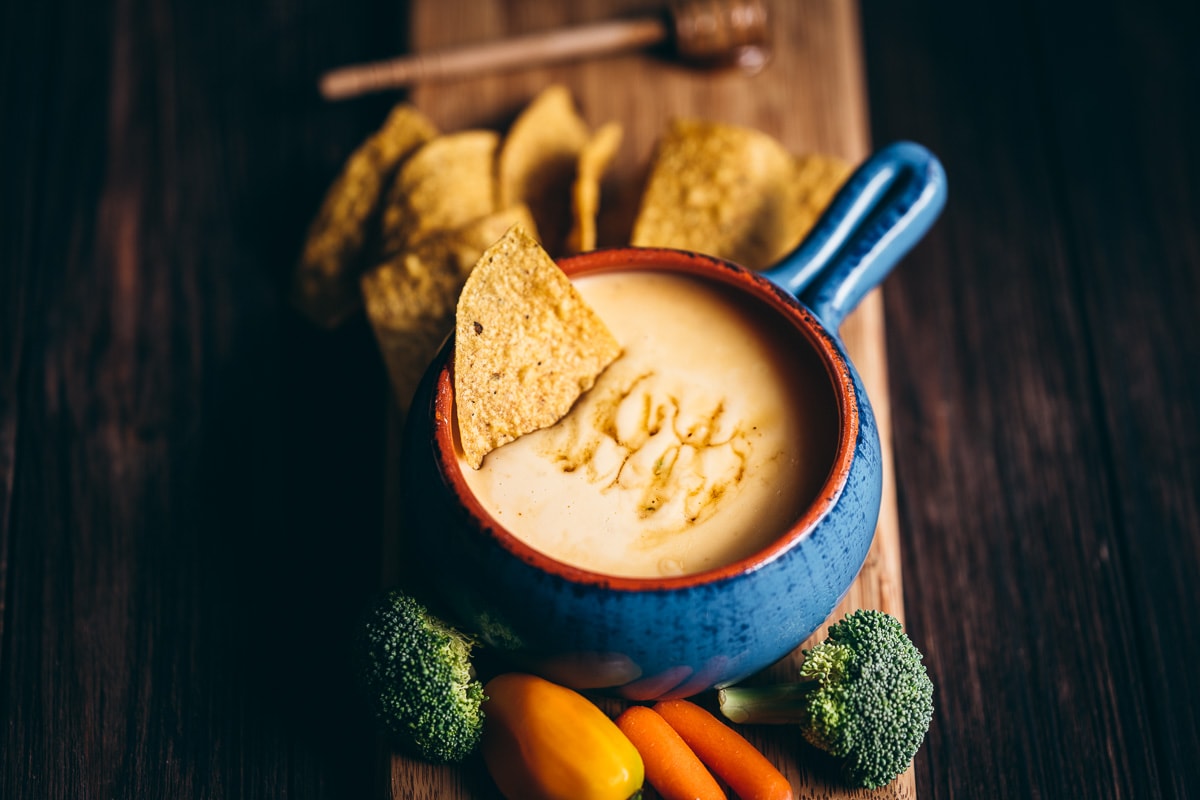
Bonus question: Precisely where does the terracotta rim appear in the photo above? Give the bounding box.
[431,247,859,592]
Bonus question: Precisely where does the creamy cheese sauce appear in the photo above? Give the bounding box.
[458,270,837,578]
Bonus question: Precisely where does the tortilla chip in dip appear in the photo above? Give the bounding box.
[362,205,538,413]
[454,225,620,468]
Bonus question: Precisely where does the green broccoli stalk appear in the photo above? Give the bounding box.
[357,589,485,762]
[717,609,934,789]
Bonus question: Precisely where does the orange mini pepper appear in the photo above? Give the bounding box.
[482,673,644,800]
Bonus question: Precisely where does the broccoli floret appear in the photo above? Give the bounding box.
[718,609,934,789]
[358,589,485,762]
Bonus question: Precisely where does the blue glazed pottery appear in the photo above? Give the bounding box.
[399,141,946,697]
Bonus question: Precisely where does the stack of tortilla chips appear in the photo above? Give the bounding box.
[293,86,853,424]
[293,86,622,413]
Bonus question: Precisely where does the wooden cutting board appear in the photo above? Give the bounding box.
[383,1,914,797]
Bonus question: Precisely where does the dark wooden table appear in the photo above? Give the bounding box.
[3,1,1197,798]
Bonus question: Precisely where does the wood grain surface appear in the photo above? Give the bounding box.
[386,1,913,797]
[862,3,1200,798]
[4,0,1198,798]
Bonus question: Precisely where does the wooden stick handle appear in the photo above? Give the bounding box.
[320,16,669,100]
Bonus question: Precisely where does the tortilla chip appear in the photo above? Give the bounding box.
[379,129,499,255]
[454,225,621,468]
[362,206,538,413]
[567,122,623,254]
[293,104,437,327]
[497,85,591,256]
[630,119,799,270]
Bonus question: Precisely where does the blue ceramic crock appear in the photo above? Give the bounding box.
[400,141,946,698]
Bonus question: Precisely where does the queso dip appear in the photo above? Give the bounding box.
[458,270,837,578]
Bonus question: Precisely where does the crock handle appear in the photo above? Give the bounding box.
[761,141,947,331]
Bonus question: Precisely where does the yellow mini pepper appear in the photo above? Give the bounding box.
[482,672,644,800]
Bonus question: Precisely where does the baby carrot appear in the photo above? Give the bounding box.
[654,699,793,800]
[616,705,726,800]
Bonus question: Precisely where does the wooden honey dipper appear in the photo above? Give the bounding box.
[319,0,770,101]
